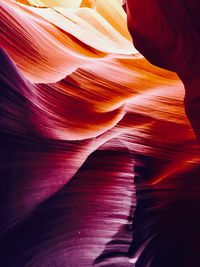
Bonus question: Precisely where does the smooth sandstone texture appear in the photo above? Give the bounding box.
[1,1,200,267]
[126,0,200,139]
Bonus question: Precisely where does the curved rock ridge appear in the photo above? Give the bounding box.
[1,1,200,267]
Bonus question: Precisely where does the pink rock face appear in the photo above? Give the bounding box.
[1,1,200,267]
[126,0,200,139]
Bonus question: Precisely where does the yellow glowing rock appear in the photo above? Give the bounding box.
[27,0,82,8]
